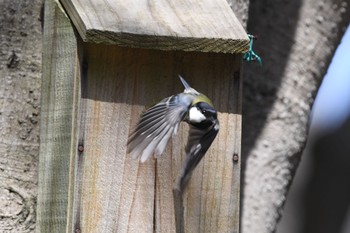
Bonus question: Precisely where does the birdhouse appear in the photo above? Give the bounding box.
[36,0,249,232]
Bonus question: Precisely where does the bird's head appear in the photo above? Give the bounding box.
[188,101,217,124]
[178,75,218,126]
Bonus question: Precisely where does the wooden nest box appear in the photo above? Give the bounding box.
[37,0,249,232]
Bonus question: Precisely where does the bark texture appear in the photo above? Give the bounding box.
[241,0,350,232]
[227,0,250,28]
[0,0,43,232]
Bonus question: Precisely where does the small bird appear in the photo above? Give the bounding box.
[127,75,219,192]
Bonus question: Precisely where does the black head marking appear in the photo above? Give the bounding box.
[195,102,217,119]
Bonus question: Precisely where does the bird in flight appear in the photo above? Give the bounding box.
[127,75,219,192]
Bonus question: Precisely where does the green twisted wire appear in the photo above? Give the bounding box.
[243,34,262,65]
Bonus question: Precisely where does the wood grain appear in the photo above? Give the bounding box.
[38,1,242,231]
[36,0,80,232]
[69,44,242,232]
[60,0,249,53]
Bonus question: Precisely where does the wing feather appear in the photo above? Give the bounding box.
[128,107,167,139]
[129,119,168,156]
[140,125,171,162]
[155,126,173,156]
[127,94,192,162]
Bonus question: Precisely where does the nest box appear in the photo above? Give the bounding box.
[36,0,249,232]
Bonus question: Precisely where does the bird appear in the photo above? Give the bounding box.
[127,75,219,192]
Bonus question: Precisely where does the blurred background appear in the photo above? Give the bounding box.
[277,25,350,233]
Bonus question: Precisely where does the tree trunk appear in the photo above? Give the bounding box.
[240,0,350,232]
[0,0,43,232]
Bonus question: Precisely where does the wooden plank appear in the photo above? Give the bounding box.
[59,0,249,53]
[38,2,242,230]
[158,57,243,233]
[36,0,80,232]
[71,44,242,232]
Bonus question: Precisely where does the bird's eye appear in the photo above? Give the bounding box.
[202,110,206,114]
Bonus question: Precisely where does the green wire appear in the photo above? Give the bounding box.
[243,34,262,65]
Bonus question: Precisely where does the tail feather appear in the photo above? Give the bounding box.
[178,75,191,90]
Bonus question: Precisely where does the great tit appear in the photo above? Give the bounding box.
[127,75,219,192]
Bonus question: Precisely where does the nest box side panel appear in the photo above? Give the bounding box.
[36,1,80,232]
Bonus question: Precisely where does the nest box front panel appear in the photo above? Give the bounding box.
[75,43,241,232]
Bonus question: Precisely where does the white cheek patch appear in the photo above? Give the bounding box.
[189,107,206,123]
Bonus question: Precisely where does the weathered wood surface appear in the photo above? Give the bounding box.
[59,0,249,53]
[37,1,243,232]
[36,0,80,232]
[72,44,242,233]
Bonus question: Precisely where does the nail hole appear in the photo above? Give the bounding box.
[233,153,239,162]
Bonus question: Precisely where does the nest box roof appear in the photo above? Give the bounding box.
[60,0,249,53]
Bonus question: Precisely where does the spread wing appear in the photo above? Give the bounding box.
[175,119,219,192]
[127,95,192,162]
